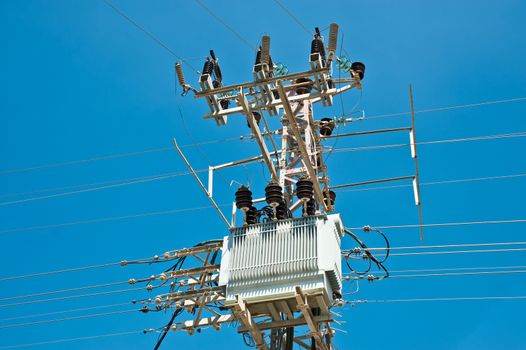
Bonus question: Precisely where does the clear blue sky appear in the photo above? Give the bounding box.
[1,0,526,349]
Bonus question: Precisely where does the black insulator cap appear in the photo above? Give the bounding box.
[235,186,253,211]
[246,206,258,225]
[220,100,230,110]
[254,49,262,72]
[296,179,314,201]
[323,190,336,207]
[275,203,287,220]
[202,60,214,75]
[295,78,313,95]
[212,80,221,88]
[265,182,284,208]
[319,118,335,137]
[351,62,366,80]
[306,199,317,216]
[247,111,261,129]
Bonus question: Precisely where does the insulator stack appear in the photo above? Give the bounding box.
[247,111,261,128]
[323,190,336,208]
[235,186,253,212]
[296,179,314,202]
[350,62,366,80]
[246,206,258,225]
[175,63,186,87]
[306,199,317,216]
[275,203,287,220]
[265,182,284,208]
[319,118,335,136]
[295,77,313,95]
[327,23,339,62]
[202,60,214,75]
[260,36,271,66]
[310,28,326,63]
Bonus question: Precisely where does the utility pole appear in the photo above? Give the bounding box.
[131,23,423,350]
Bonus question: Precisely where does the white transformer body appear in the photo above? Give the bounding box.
[219,214,343,311]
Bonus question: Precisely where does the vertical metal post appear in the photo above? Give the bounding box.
[409,84,424,240]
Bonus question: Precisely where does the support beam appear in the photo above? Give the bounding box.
[409,84,424,240]
[239,92,278,181]
[173,138,231,228]
[233,296,268,350]
[294,286,328,350]
[277,84,328,211]
[331,175,415,190]
[322,126,412,139]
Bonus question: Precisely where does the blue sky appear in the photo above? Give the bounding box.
[1,0,526,349]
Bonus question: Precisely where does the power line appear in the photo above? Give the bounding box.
[1,96,523,177]
[389,247,526,257]
[331,131,526,154]
[272,0,310,34]
[0,280,129,302]
[353,241,526,252]
[344,269,526,281]
[0,262,121,282]
[0,302,131,323]
[0,136,239,176]
[0,204,226,235]
[0,330,142,349]
[2,130,523,208]
[363,96,526,120]
[348,218,526,230]
[337,172,526,193]
[348,295,526,304]
[0,172,191,207]
[193,0,254,50]
[0,309,138,329]
[0,286,145,309]
[344,265,526,276]
[101,0,198,73]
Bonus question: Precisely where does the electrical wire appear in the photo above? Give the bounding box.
[363,96,526,120]
[2,129,523,208]
[337,172,526,193]
[2,96,524,177]
[355,240,526,252]
[193,0,254,50]
[347,218,526,230]
[101,0,199,73]
[343,265,526,276]
[0,309,139,329]
[0,203,228,235]
[348,295,526,304]
[331,131,526,154]
[0,330,143,349]
[0,136,240,177]
[0,302,131,323]
[344,269,526,281]
[271,0,311,35]
[0,286,145,309]
[0,280,131,302]
[4,169,526,234]
[0,173,190,207]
